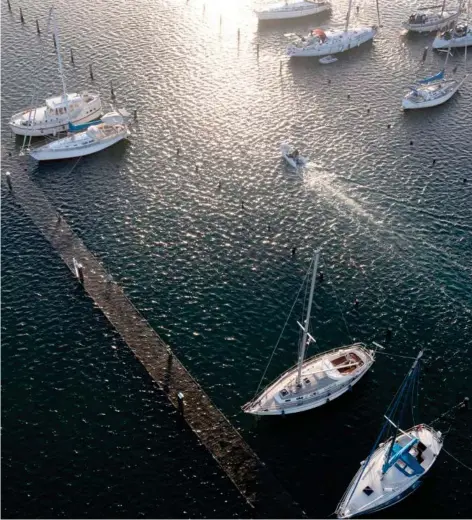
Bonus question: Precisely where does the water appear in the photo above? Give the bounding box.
[2,0,472,517]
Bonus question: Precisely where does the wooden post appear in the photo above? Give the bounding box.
[256,44,260,58]
[5,171,12,192]
[110,80,115,99]
[89,63,94,81]
[133,109,138,120]
[177,392,185,414]
[422,46,428,61]
[20,7,25,23]
[7,0,11,11]
[36,19,41,34]
[70,48,74,64]
[53,34,57,50]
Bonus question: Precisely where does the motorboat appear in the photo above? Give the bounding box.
[9,92,102,137]
[287,26,377,57]
[242,251,376,416]
[402,8,460,33]
[281,143,307,168]
[336,352,444,518]
[255,0,331,21]
[29,111,130,161]
[433,23,472,47]
[319,55,338,63]
[402,70,468,109]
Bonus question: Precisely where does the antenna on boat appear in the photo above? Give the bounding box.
[296,250,320,387]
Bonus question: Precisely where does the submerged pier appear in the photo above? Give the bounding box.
[4,165,306,519]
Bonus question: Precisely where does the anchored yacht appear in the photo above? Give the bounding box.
[255,0,331,21]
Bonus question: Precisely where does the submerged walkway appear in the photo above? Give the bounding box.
[4,164,306,519]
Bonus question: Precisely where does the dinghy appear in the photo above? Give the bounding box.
[281,143,307,168]
[242,251,376,416]
[319,55,338,63]
[336,351,444,518]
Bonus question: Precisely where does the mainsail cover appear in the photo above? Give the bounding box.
[418,69,445,84]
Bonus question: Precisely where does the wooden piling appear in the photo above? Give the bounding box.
[256,44,260,58]
[110,80,115,99]
[20,7,25,23]
[7,0,11,12]
[5,164,307,520]
[36,19,41,34]
[70,48,74,64]
[89,63,94,81]
[422,46,428,61]
[53,34,57,49]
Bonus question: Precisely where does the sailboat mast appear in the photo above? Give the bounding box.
[382,350,423,474]
[345,0,353,32]
[296,250,320,386]
[51,8,68,107]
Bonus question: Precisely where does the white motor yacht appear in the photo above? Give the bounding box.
[9,92,102,137]
[255,0,331,21]
[402,9,460,33]
[287,26,377,57]
[29,111,129,161]
[281,143,306,168]
[433,23,472,47]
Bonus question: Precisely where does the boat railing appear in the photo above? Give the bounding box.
[247,343,373,408]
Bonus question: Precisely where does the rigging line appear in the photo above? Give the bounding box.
[374,351,418,360]
[253,256,314,399]
[21,7,54,154]
[430,399,469,425]
[320,253,354,343]
[443,447,472,472]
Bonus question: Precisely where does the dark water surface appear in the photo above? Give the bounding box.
[2,0,471,518]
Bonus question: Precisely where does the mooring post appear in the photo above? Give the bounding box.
[77,263,85,285]
[7,0,11,11]
[20,7,25,23]
[70,48,74,64]
[422,46,428,62]
[256,43,260,59]
[134,109,137,121]
[89,63,94,81]
[110,80,115,99]
[237,28,240,43]
[5,171,12,192]
[177,392,185,414]
[53,34,57,50]
[36,19,41,34]
[219,14,222,29]
[279,60,282,75]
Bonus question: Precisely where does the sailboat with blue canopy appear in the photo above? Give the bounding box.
[418,69,445,83]
[336,351,444,518]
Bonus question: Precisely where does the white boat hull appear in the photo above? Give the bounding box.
[30,131,127,161]
[433,32,472,48]
[336,425,443,518]
[243,344,375,416]
[402,11,460,33]
[9,93,102,137]
[255,1,331,20]
[287,27,376,57]
[402,79,462,109]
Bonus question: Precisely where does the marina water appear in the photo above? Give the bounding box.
[2,0,471,517]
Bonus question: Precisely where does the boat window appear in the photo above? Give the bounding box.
[304,378,311,384]
[405,466,415,475]
[284,399,291,402]
[396,460,406,469]
[280,389,289,397]
[363,486,374,496]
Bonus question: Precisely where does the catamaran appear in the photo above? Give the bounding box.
[9,8,101,137]
[286,0,377,58]
[242,251,376,416]
[255,0,331,21]
[336,351,444,518]
[402,2,461,32]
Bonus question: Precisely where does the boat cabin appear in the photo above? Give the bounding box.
[45,93,83,116]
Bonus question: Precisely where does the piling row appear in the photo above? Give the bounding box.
[3,166,306,519]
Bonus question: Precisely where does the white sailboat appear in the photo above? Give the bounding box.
[433,0,472,47]
[29,110,130,161]
[9,8,102,137]
[336,351,444,518]
[402,29,469,109]
[286,0,377,58]
[402,2,461,33]
[255,0,331,21]
[242,251,376,416]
